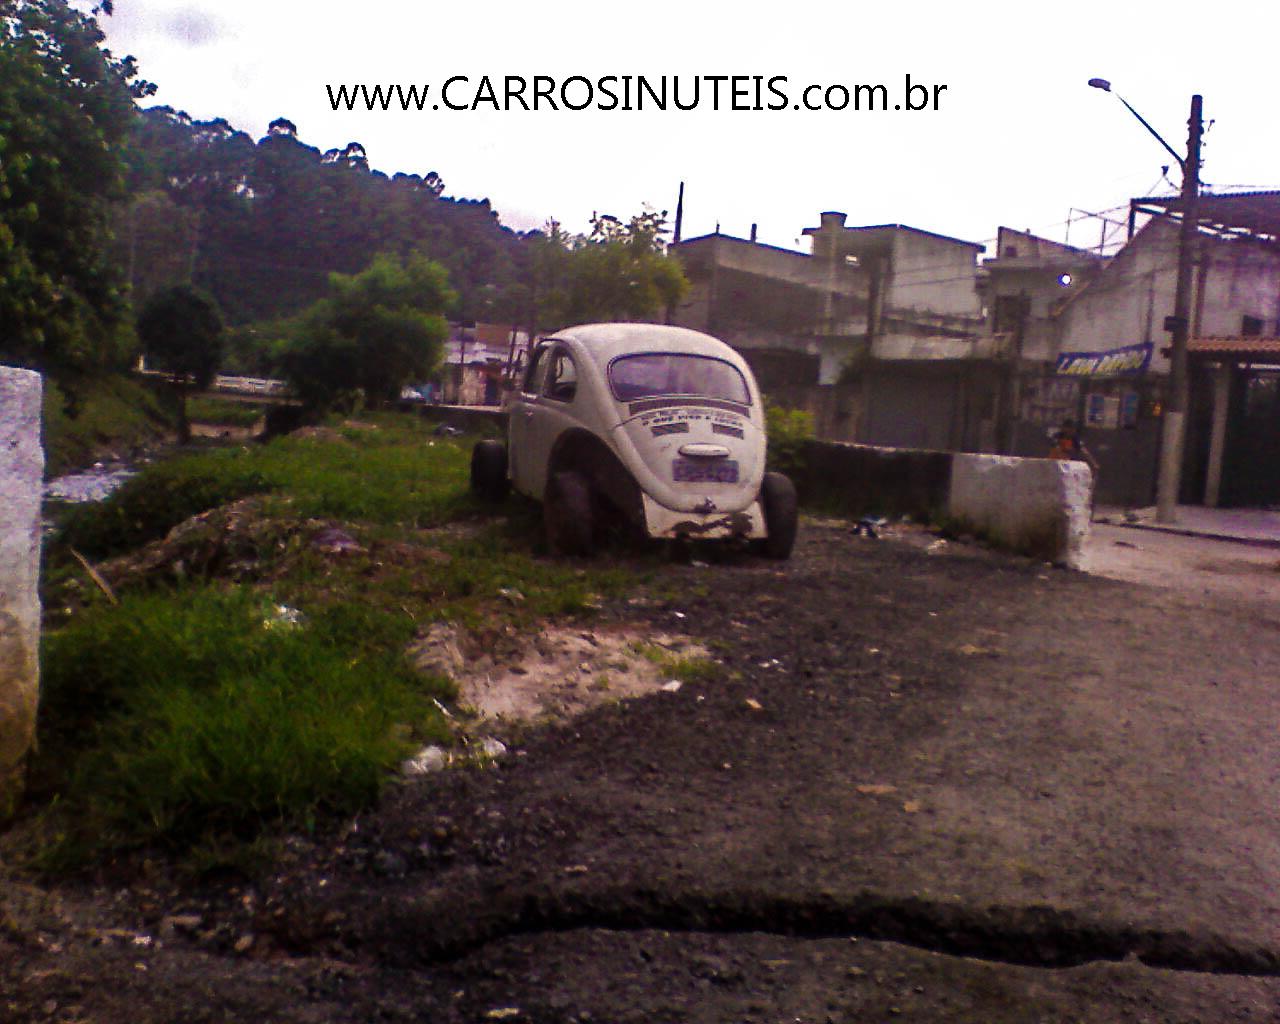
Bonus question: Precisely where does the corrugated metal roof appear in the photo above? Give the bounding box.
[1188,336,1280,354]
[1134,190,1280,240]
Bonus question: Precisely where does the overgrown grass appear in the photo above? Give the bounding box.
[52,415,472,561]
[34,585,452,868]
[55,455,273,560]
[42,375,176,477]
[33,414,650,870]
[249,418,472,525]
[186,395,267,427]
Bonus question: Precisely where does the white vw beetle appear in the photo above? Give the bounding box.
[470,323,797,558]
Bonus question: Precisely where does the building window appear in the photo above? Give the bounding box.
[1242,314,1265,337]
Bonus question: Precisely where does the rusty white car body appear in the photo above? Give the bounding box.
[471,323,796,557]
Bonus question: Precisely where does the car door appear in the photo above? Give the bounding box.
[523,345,580,499]
[508,343,551,495]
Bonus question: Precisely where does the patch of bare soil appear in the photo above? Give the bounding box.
[409,622,709,725]
[8,519,1280,1022]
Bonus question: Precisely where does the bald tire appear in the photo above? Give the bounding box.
[758,471,798,560]
[544,470,595,556]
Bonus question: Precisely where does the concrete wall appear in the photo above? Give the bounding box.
[794,437,1090,567]
[0,367,43,816]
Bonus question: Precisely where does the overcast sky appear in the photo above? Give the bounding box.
[97,1,1279,256]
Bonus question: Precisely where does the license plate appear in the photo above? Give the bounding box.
[673,458,739,483]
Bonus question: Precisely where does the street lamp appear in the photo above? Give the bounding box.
[1089,78,1203,524]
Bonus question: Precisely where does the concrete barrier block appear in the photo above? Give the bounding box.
[0,366,43,815]
[948,454,1091,567]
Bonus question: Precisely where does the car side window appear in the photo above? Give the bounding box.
[543,349,578,403]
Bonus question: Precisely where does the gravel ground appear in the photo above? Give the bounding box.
[5,518,1280,1022]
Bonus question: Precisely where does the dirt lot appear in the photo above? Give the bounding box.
[5,518,1280,1022]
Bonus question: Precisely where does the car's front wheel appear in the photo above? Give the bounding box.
[470,440,509,501]
[544,470,595,556]
[757,471,798,559]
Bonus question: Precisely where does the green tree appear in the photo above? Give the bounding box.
[0,0,152,378]
[276,253,454,412]
[524,209,689,333]
[136,284,224,442]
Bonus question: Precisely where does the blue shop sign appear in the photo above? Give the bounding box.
[1055,342,1152,377]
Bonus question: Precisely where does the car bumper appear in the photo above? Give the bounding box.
[640,494,767,540]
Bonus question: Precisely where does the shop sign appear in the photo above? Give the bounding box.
[1055,342,1152,377]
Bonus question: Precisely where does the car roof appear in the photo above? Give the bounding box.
[545,323,751,374]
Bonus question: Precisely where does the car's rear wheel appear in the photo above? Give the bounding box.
[544,470,594,556]
[757,471,798,559]
[470,440,509,501]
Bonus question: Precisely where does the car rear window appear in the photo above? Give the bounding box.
[608,353,751,404]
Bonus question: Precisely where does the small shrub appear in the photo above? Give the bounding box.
[765,401,815,478]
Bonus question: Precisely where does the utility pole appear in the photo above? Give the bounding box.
[1156,94,1203,523]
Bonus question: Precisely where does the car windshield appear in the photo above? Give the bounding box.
[608,353,751,404]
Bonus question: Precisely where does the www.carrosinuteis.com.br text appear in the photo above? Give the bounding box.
[325,74,948,114]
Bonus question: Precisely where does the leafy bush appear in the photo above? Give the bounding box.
[36,586,450,863]
[765,401,816,477]
[56,452,271,559]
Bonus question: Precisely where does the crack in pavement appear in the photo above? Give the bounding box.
[344,883,1280,977]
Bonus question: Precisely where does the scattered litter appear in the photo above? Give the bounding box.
[497,587,526,603]
[402,746,449,775]
[477,737,507,760]
[957,643,991,657]
[563,864,590,875]
[672,611,687,620]
[758,658,782,670]
[660,680,683,693]
[1114,540,1138,549]
[903,801,922,814]
[433,423,464,437]
[431,697,454,719]
[867,647,881,655]
[856,784,897,796]
[744,698,764,711]
[691,560,710,568]
[233,935,255,954]
[925,539,948,553]
[485,1010,522,1021]
[263,604,303,631]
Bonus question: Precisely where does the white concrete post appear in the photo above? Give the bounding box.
[0,367,43,815]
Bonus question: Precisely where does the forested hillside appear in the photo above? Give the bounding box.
[119,108,530,326]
